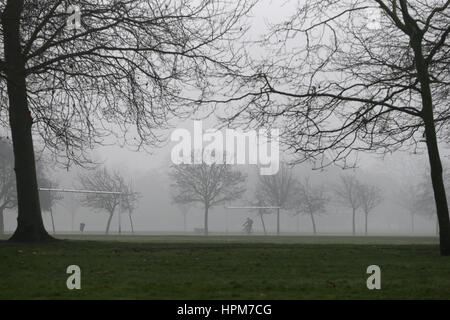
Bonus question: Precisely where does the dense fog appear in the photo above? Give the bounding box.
[2,129,442,236]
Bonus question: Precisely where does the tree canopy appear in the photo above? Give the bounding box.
[0,0,253,241]
[200,0,450,255]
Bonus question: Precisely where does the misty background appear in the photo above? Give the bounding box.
[0,0,444,236]
[2,129,443,235]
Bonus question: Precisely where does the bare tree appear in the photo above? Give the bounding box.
[120,181,140,234]
[295,178,328,235]
[334,175,361,235]
[78,167,126,234]
[205,1,450,254]
[413,170,450,235]
[396,183,422,233]
[170,159,246,235]
[390,158,429,233]
[0,0,253,241]
[358,183,383,235]
[414,181,438,234]
[255,163,298,235]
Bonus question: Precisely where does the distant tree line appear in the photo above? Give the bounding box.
[169,159,386,236]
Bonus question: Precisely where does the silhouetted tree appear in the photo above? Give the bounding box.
[414,171,450,235]
[358,183,383,235]
[206,1,450,254]
[255,163,298,234]
[78,167,128,234]
[396,183,423,233]
[120,181,140,234]
[0,0,253,241]
[170,157,246,235]
[334,175,361,235]
[295,178,328,235]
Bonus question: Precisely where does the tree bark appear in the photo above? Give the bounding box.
[105,212,113,234]
[423,119,450,254]
[204,205,209,236]
[410,35,450,255]
[310,211,317,235]
[3,0,52,242]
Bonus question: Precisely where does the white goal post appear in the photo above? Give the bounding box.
[38,187,128,234]
[38,187,125,195]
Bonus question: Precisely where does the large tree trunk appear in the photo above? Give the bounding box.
[411,36,450,255]
[3,0,52,242]
[0,208,4,235]
[105,212,114,234]
[204,205,209,236]
[310,211,317,235]
[423,117,450,255]
[352,208,356,235]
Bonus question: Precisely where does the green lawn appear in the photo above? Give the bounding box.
[0,235,449,299]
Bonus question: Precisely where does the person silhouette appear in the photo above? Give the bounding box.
[243,217,254,234]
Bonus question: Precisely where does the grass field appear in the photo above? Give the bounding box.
[0,234,449,299]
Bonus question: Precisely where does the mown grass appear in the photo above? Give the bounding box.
[0,235,449,299]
